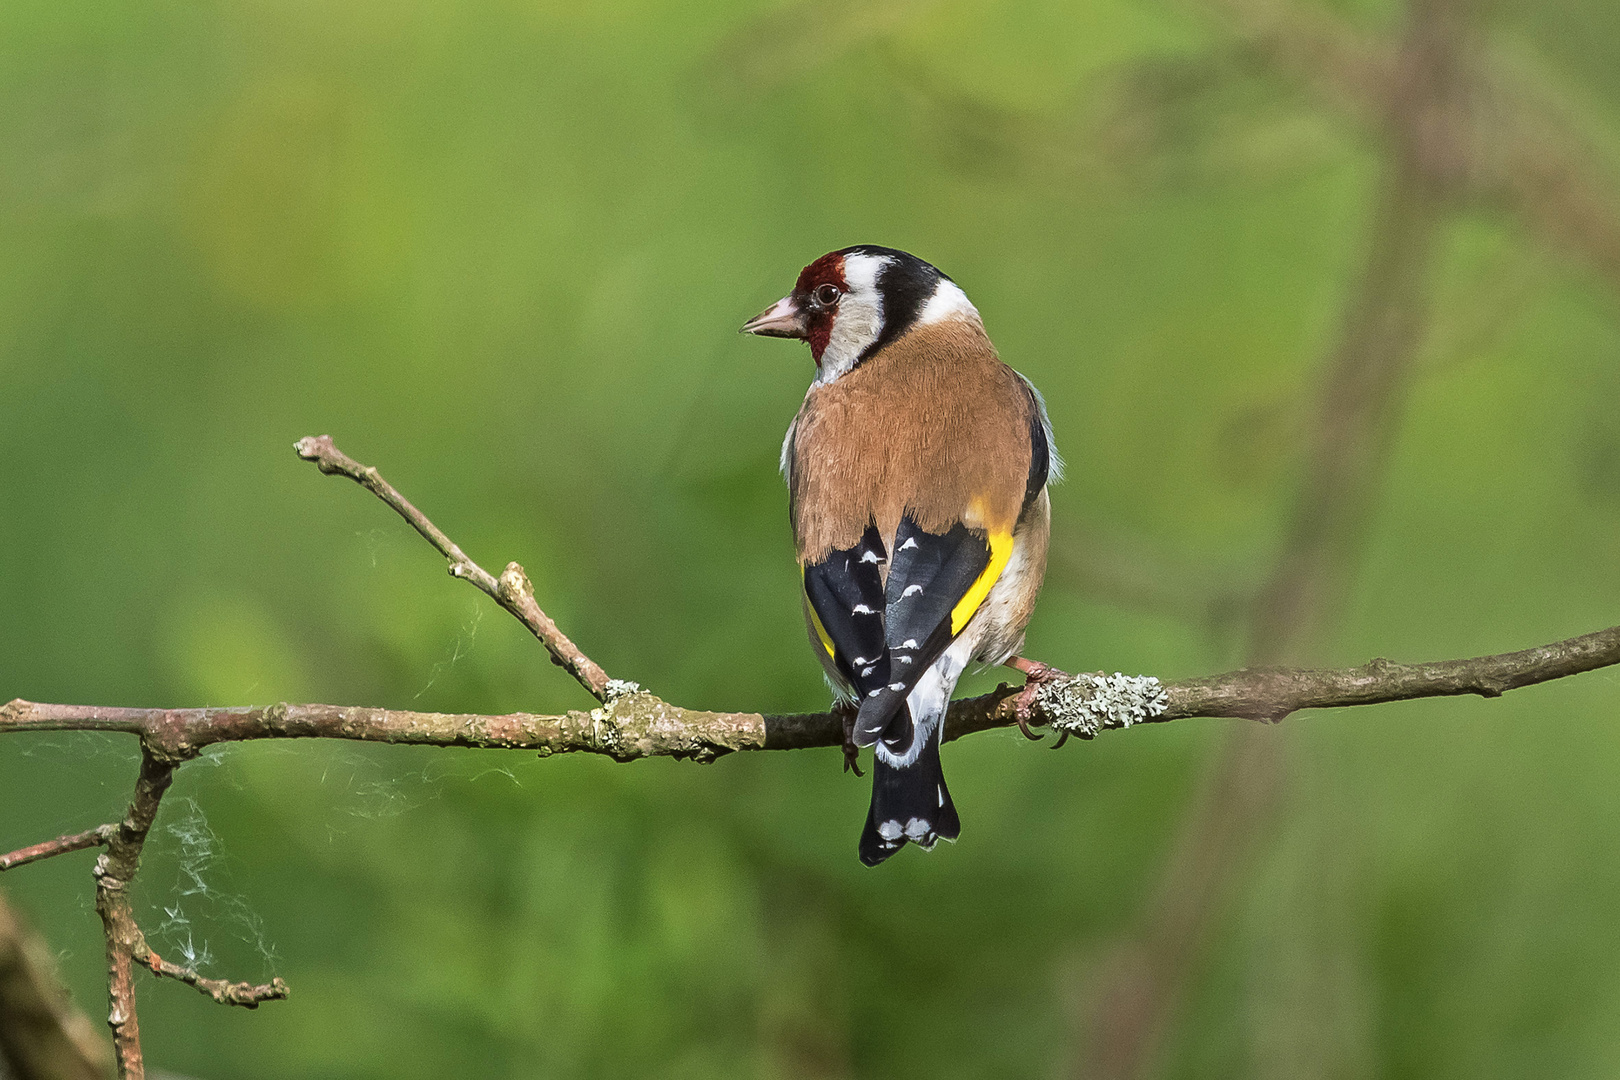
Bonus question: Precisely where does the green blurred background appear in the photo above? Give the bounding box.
[4,0,1620,1076]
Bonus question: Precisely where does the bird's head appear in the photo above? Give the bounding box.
[741,246,979,382]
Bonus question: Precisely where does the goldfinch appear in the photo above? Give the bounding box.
[742,246,1056,866]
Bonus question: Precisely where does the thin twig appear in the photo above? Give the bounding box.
[294,435,612,702]
[132,950,288,1008]
[0,825,115,871]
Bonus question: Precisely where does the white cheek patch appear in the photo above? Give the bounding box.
[816,252,891,384]
[916,277,978,325]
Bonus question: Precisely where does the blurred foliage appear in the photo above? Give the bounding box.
[3,0,1620,1077]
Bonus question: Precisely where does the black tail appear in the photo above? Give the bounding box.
[858,721,960,867]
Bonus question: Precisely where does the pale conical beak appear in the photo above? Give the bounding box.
[740,295,807,339]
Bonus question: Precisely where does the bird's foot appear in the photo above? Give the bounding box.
[835,701,864,777]
[1004,656,1062,743]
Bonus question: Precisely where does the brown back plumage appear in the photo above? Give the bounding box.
[788,316,1036,564]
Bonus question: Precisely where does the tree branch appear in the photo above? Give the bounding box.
[0,827,114,873]
[132,950,288,1009]
[92,752,174,1080]
[77,750,287,1080]
[293,435,613,702]
[4,624,1617,760]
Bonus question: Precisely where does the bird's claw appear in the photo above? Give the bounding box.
[1006,657,1063,743]
[1015,710,1044,741]
[837,702,864,777]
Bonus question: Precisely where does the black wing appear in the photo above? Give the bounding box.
[1018,372,1054,521]
[802,524,890,697]
[852,518,992,747]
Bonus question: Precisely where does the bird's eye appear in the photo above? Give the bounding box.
[814,283,841,307]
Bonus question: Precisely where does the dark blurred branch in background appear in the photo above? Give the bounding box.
[5,435,1620,1077]
[1199,0,1620,294]
[0,890,111,1080]
[1075,0,1521,1075]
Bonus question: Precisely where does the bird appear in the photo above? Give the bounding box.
[741,245,1057,866]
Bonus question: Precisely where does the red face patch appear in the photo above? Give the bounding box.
[793,252,846,364]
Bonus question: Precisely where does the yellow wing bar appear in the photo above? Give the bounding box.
[805,588,838,660]
[950,529,1012,635]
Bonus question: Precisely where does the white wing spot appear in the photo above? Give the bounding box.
[860,665,875,677]
[860,550,880,563]
[902,639,919,649]
[877,820,903,841]
[867,689,882,698]
[853,604,874,614]
[904,818,931,840]
[900,537,919,550]
[888,682,905,691]
[937,786,945,808]
[896,655,912,665]
[902,584,923,597]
